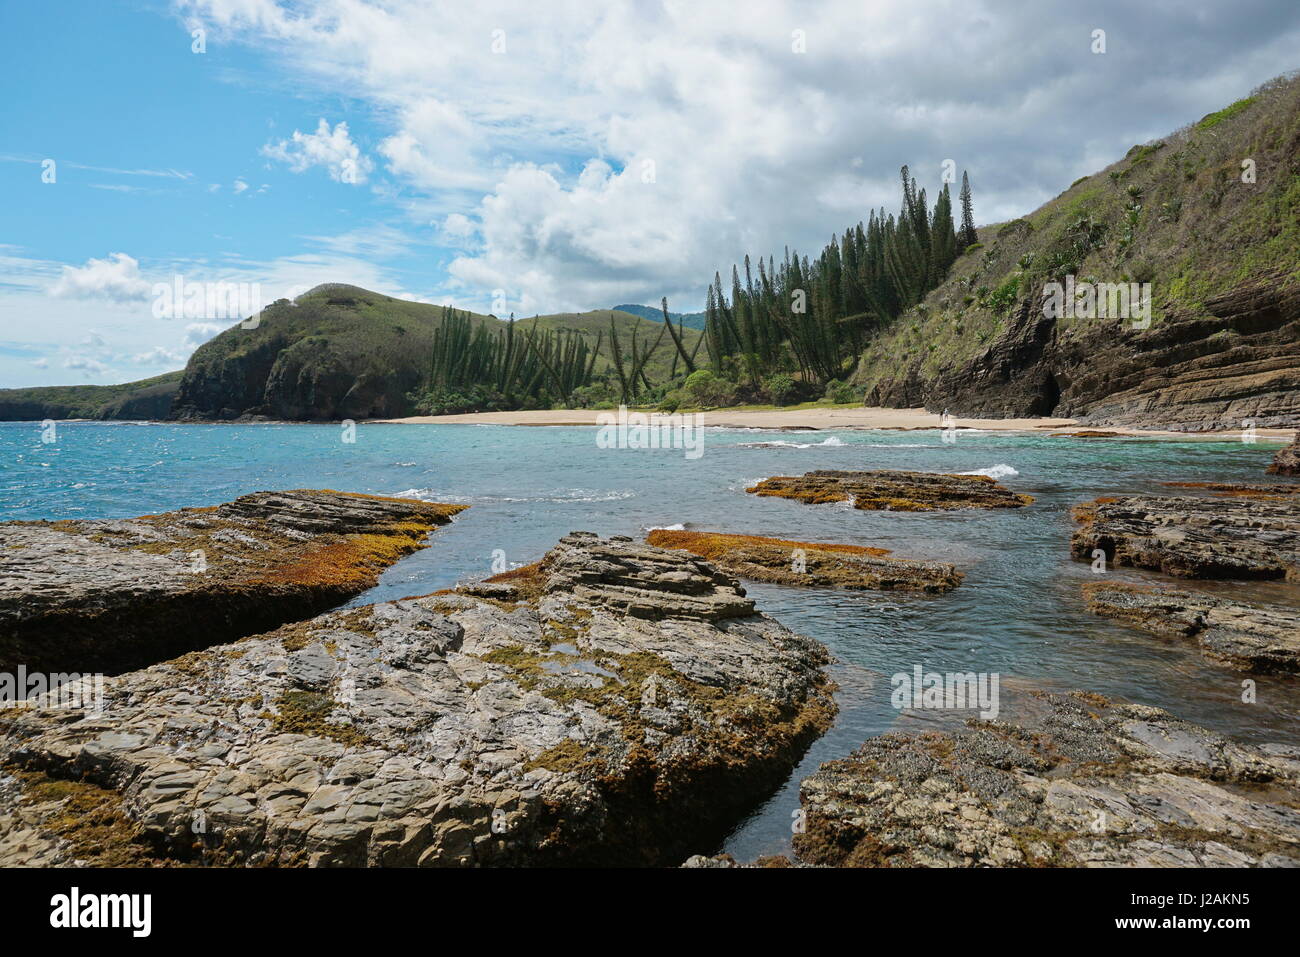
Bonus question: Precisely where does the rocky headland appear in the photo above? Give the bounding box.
[0,532,835,867]
[0,490,466,676]
[645,529,962,592]
[747,470,1033,511]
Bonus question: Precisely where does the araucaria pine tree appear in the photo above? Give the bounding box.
[958,170,978,249]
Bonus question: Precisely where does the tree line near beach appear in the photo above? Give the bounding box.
[411,165,976,415]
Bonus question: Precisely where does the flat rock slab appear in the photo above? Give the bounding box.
[0,490,466,676]
[1071,493,1300,581]
[794,692,1300,867]
[747,470,1033,511]
[1083,581,1300,674]
[645,529,962,593]
[0,532,835,867]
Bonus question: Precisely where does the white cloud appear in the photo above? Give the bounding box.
[233,178,249,193]
[64,355,109,376]
[263,118,373,184]
[133,345,186,366]
[184,322,225,347]
[50,252,152,303]
[181,0,1300,313]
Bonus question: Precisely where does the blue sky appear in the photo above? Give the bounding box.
[2,0,1299,388]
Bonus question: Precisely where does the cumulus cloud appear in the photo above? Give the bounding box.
[184,322,225,347]
[50,252,152,302]
[169,1,1300,314]
[263,119,373,184]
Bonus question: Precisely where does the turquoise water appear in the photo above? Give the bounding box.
[3,420,1297,860]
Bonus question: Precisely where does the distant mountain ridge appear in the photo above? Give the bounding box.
[611,303,707,330]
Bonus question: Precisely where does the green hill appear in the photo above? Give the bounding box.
[850,71,1300,429]
[170,284,703,420]
[0,371,182,421]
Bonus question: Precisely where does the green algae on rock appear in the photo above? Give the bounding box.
[0,489,466,676]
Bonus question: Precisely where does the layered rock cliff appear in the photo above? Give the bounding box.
[855,72,1300,430]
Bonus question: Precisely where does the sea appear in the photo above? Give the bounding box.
[2,419,1296,860]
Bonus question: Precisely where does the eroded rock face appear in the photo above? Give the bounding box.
[747,470,1033,511]
[0,533,835,867]
[1269,435,1300,476]
[1082,582,1300,674]
[0,490,466,676]
[794,692,1300,867]
[1071,494,1300,581]
[645,529,962,593]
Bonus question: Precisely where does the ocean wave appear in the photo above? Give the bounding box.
[957,464,1019,479]
[740,435,845,449]
[643,522,686,531]
[391,487,636,504]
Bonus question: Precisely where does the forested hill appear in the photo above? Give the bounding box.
[168,285,705,420]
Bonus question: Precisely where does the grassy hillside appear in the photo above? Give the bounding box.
[171,284,704,420]
[0,371,182,421]
[852,70,1300,425]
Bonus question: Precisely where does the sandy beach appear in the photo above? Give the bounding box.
[371,406,1296,442]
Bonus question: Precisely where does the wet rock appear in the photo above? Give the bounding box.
[1071,493,1300,580]
[645,529,962,593]
[795,692,1300,867]
[747,470,1033,511]
[0,490,466,676]
[0,533,835,867]
[1267,434,1300,476]
[1082,581,1300,674]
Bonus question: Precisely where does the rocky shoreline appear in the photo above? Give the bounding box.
[0,490,466,676]
[0,532,835,866]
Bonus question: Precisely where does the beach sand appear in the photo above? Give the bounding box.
[370,406,1296,442]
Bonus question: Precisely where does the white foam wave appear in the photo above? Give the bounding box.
[957,464,1019,479]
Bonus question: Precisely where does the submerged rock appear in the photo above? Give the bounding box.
[1071,493,1300,580]
[1267,434,1300,475]
[0,532,835,867]
[794,692,1300,867]
[645,529,962,593]
[0,490,466,676]
[1083,581,1300,674]
[747,470,1033,511]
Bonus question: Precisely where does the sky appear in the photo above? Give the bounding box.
[1,0,1298,389]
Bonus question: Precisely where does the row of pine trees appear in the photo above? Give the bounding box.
[702,166,976,385]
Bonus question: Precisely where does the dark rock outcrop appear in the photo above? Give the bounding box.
[0,533,835,867]
[646,529,962,592]
[794,692,1300,867]
[748,469,1033,511]
[0,490,466,676]
[1269,434,1300,475]
[1071,493,1300,580]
